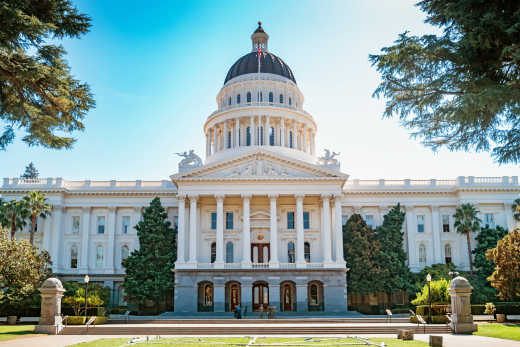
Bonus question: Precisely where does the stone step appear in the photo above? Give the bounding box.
[109,318,411,324]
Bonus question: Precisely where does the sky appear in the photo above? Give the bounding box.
[1,0,518,180]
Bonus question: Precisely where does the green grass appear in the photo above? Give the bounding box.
[0,325,41,342]
[474,323,520,341]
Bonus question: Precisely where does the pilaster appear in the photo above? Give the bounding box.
[295,194,306,268]
[269,194,279,268]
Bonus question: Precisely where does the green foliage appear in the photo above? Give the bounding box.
[0,228,51,309]
[486,228,520,300]
[416,304,448,316]
[20,162,39,179]
[0,0,95,150]
[411,263,457,291]
[454,203,481,274]
[63,287,103,316]
[369,0,520,164]
[374,204,412,294]
[122,197,176,313]
[0,199,30,239]
[22,191,52,245]
[410,315,448,324]
[65,316,107,325]
[513,198,520,222]
[411,279,450,305]
[484,302,496,315]
[62,281,110,308]
[343,214,383,294]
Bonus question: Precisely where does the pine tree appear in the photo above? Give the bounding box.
[122,197,176,314]
[343,214,383,294]
[21,163,39,179]
[375,204,412,295]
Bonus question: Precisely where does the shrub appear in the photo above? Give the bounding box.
[495,302,520,314]
[110,306,129,314]
[65,316,107,325]
[484,303,496,315]
[411,279,450,305]
[472,305,486,315]
[416,304,448,316]
[410,315,447,324]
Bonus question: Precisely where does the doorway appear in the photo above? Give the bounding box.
[225,281,241,312]
[252,281,269,311]
[251,243,270,263]
[280,281,297,312]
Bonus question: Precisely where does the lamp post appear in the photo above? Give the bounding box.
[426,273,432,324]
[84,275,89,320]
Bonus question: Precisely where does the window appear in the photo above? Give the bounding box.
[70,245,78,268]
[442,215,450,232]
[289,131,293,148]
[211,212,217,230]
[342,215,348,226]
[308,281,324,311]
[484,213,495,228]
[226,212,234,229]
[259,126,264,145]
[303,212,310,229]
[279,94,284,103]
[72,216,80,234]
[288,241,295,263]
[226,242,234,263]
[122,216,131,234]
[247,92,251,103]
[97,216,105,234]
[173,216,178,229]
[287,212,295,229]
[444,244,452,264]
[96,245,104,268]
[269,92,273,103]
[210,242,216,263]
[228,96,231,105]
[236,94,241,104]
[269,127,275,145]
[289,97,292,105]
[246,127,251,146]
[227,131,232,149]
[419,244,426,265]
[121,245,129,265]
[417,215,425,233]
[364,215,374,228]
[304,242,311,262]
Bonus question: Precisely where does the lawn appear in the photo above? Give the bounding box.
[0,325,41,342]
[69,336,429,346]
[474,323,520,341]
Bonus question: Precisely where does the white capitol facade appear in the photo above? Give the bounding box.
[2,23,519,314]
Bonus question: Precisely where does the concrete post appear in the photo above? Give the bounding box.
[449,276,477,333]
[35,278,66,334]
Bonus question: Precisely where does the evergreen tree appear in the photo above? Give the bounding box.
[454,203,481,275]
[486,228,520,300]
[343,214,383,294]
[122,197,176,314]
[20,162,39,179]
[375,204,412,295]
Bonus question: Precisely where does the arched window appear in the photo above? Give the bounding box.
[210,242,216,263]
[279,94,284,103]
[289,131,294,148]
[96,245,104,268]
[228,96,232,106]
[444,244,452,264]
[288,241,295,263]
[289,97,292,105]
[70,245,78,269]
[308,281,324,311]
[247,92,251,103]
[246,127,251,146]
[269,92,273,103]
[121,245,129,266]
[269,127,275,145]
[236,94,241,104]
[197,281,214,312]
[419,243,426,266]
[226,242,234,263]
[304,242,311,263]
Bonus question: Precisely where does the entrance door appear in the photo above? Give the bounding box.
[281,281,296,312]
[252,282,269,311]
[251,243,270,263]
[225,282,241,312]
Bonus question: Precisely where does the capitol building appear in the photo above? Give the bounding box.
[2,23,519,314]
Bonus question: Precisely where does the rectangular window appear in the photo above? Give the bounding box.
[442,215,450,232]
[484,213,495,228]
[417,215,425,233]
[122,216,131,234]
[227,131,232,149]
[269,127,275,145]
[287,212,295,229]
[226,212,234,229]
[246,127,251,146]
[97,216,105,234]
[211,212,217,230]
[72,216,80,234]
[364,215,374,228]
[96,245,104,268]
[303,212,310,229]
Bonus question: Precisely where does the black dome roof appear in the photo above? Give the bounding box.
[224,52,296,84]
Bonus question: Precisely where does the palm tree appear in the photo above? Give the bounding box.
[513,198,520,224]
[22,191,52,245]
[453,203,481,275]
[0,199,30,240]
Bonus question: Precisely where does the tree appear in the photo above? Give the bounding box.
[369,0,520,164]
[0,0,95,151]
[63,287,103,316]
[22,191,51,245]
[0,228,51,311]
[343,214,383,294]
[411,278,450,305]
[0,199,29,239]
[122,197,176,314]
[513,198,520,223]
[20,162,39,179]
[453,203,481,275]
[374,204,412,296]
[486,228,520,300]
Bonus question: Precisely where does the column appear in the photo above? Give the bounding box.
[295,194,306,267]
[405,205,415,267]
[215,194,225,267]
[302,125,307,152]
[321,194,333,265]
[504,203,515,231]
[223,121,228,149]
[80,207,91,271]
[106,206,116,271]
[51,205,64,272]
[311,132,315,155]
[188,194,198,265]
[176,196,186,265]
[42,215,53,253]
[250,116,255,146]
[334,195,345,265]
[292,121,297,149]
[431,205,442,263]
[265,116,270,145]
[242,194,252,267]
[213,126,218,153]
[280,117,285,147]
[206,132,210,156]
[235,118,240,148]
[269,194,279,267]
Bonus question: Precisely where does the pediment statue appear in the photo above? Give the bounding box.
[176,150,202,172]
[319,149,341,170]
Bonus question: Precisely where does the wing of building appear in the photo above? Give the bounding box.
[2,23,519,314]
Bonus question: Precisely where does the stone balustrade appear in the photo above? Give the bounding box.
[345,176,518,189]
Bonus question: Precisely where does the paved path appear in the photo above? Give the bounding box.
[2,334,520,347]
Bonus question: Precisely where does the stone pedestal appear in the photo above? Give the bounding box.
[34,278,66,335]
[449,276,477,334]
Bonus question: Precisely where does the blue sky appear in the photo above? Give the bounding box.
[2,0,518,180]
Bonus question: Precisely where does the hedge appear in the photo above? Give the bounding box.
[410,315,448,324]
[65,316,108,325]
[416,305,448,316]
[415,302,520,316]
